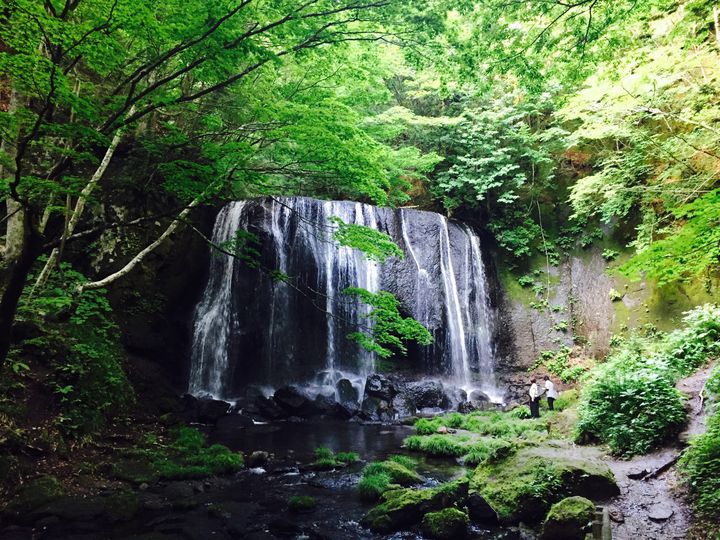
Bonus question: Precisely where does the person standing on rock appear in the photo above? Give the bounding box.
[529,378,541,418]
[544,375,557,411]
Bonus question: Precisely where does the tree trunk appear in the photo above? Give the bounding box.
[31,105,133,295]
[0,211,42,366]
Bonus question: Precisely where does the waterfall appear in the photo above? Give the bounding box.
[188,197,501,402]
[188,202,247,398]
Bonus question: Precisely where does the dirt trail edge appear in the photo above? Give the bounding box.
[601,364,714,540]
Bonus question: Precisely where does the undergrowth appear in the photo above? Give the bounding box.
[577,304,720,456]
[680,364,720,531]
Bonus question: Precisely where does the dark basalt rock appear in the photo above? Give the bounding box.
[178,394,232,424]
[254,396,287,420]
[403,380,451,410]
[365,374,397,401]
[273,386,321,417]
[468,491,499,525]
[247,451,270,468]
[336,378,359,405]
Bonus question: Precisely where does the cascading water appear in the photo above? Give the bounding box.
[188,197,501,402]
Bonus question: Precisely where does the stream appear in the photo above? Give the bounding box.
[203,418,534,540]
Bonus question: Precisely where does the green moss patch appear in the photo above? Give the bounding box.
[288,495,316,512]
[421,507,469,540]
[361,478,469,534]
[541,496,595,540]
[471,447,617,524]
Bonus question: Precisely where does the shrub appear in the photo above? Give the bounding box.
[577,305,720,456]
[680,412,720,523]
[658,304,720,376]
[576,369,686,456]
[508,406,532,419]
[679,364,720,530]
[15,263,134,436]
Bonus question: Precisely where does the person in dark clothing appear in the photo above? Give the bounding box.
[529,378,541,418]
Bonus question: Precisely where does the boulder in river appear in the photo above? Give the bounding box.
[365,374,398,401]
[468,491,499,524]
[336,378,360,405]
[272,386,326,417]
[404,380,451,410]
[254,395,286,420]
[361,478,468,534]
[471,446,618,524]
[421,507,469,540]
[540,496,596,540]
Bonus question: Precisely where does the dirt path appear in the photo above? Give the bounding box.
[602,364,714,540]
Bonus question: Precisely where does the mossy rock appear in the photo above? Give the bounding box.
[105,489,140,521]
[113,458,159,484]
[361,478,469,534]
[421,507,469,540]
[471,447,617,524]
[288,495,316,512]
[364,460,421,486]
[541,496,596,540]
[2,475,64,517]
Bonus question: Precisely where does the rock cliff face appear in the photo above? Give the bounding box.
[188,197,504,401]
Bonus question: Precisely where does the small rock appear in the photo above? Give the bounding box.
[648,503,674,522]
[138,483,149,491]
[247,451,270,468]
[607,505,625,523]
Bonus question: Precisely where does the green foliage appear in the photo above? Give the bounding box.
[413,411,548,440]
[345,288,433,358]
[387,454,417,470]
[14,262,133,436]
[532,347,585,383]
[462,439,514,467]
[518,275,534,287]
[620,190,720,284]
[152,427,244,480]
[508,406,532,419]
[577,305,720,455]
[310,447,358,469]
[656,304,720,376]
[601,249,619,261]
[330,217,404,263]
[576,370,686,456]
[679,365,720,527]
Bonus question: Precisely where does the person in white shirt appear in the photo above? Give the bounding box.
[529,378,541,418]
[544,375,557,411]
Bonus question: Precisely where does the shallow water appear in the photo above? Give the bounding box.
[207,418,535,540]
[209,418,417,463]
